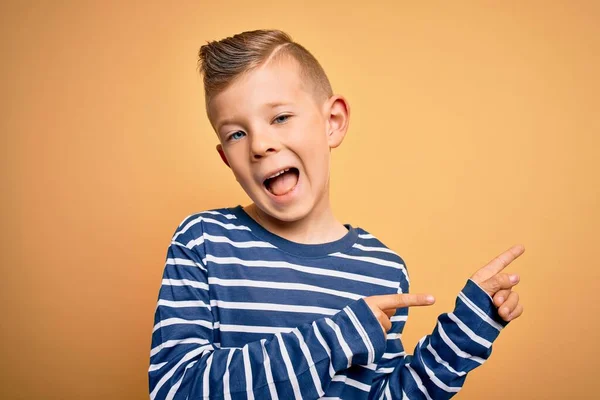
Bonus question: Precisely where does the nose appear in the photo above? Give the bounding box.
[250,130,280,160]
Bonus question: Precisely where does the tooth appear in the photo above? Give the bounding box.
[267,168,291,180]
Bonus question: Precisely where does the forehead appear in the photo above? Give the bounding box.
[208,57,314,128]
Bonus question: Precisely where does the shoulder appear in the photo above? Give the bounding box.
[352,226,410,285]
[171,207,248,244]
[352,227,405,261]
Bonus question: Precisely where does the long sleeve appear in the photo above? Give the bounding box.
[149,237,387,400]
[369,279,508,400]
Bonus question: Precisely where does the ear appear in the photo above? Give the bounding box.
[216,144,230,168]
[323,95,350,149]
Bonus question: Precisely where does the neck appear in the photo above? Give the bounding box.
[244,201,347,245]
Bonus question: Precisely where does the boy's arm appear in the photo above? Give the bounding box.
[369,280,507,400]
[369,246,524,400]
[149,234,387,400]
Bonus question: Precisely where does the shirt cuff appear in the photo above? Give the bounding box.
[454,279,509,343]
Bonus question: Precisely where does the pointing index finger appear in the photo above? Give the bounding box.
[369,293,436,310]
[479,244,525,277]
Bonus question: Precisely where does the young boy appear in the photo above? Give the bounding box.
[149,29,524,400]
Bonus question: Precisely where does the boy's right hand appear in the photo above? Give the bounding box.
[365,245,526,334]
[364,293,436,334]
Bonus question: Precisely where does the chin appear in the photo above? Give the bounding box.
[257,200,314,223]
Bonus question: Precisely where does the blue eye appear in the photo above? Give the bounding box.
[274,115,290,124]
[229,131,246,141]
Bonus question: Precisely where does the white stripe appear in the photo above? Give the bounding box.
[275,334,302,400]
[242,346,255,400]
[208,277,361,300]
[181,236,205,249]
[331,252,409,283]
[165,374,183,400]
[331,375,371,392]
[385,382,393,399]
[261,339,279,400]
[165,360,196,400]
[325,319,353,368]
[447,313,492,348]
[157,299,211,309]
[219,324,293,334]
[361,363,377,371]
[391,315,408,323]
[223,349,234,400]
[379,385,385,400]
[424,339,465,376]
[402,389,410,399]
[178,213,195,228]
[150,346,208,400]
[458,292,503,331]
[344,307,375,364]
[152,318,212,333]
[353,243,397,254]
[202,353,213,398]
[166,257,206,272]
[437,321,485,364]
[201,233,276,249]
[205,255,398,288]
[178,211,237,229]
[386,333,402,340]
[382,352,406,359]
[201,210,237,219]
[148,362,167,372]
[162,278,208,291]
[406,364,433,400]
[375,367,394,373]
[358,234,376,239]
[419,349,461,393]
[171,240,193,250]
[210,300,337,315]
[292,330,324,397]
[151,338,210,358]
[312,322,335,378]
[329,252,405,269]
[173,216,250,242]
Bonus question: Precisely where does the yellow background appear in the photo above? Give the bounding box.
[2,1,598,399]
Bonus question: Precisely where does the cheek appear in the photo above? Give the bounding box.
[296,119,329,150]
[297,139,331,183]
[224,155,250,184]
[229,162,250,179]
[224,146,248,173]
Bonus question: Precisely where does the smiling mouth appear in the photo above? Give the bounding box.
[263,167,300,196]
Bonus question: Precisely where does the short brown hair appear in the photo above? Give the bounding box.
[198,29,333,110]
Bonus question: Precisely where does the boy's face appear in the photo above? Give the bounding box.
[207,56,348,223]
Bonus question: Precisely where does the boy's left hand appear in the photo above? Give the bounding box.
[469,245,525,322]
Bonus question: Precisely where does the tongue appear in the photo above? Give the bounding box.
[268,171,298,195]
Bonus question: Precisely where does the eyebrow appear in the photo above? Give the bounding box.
[263,101,293,108]
[215,101,294,132]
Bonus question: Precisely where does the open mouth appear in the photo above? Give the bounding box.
[263,167,300,196]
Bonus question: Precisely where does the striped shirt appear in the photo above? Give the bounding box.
[149,206,508,399]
